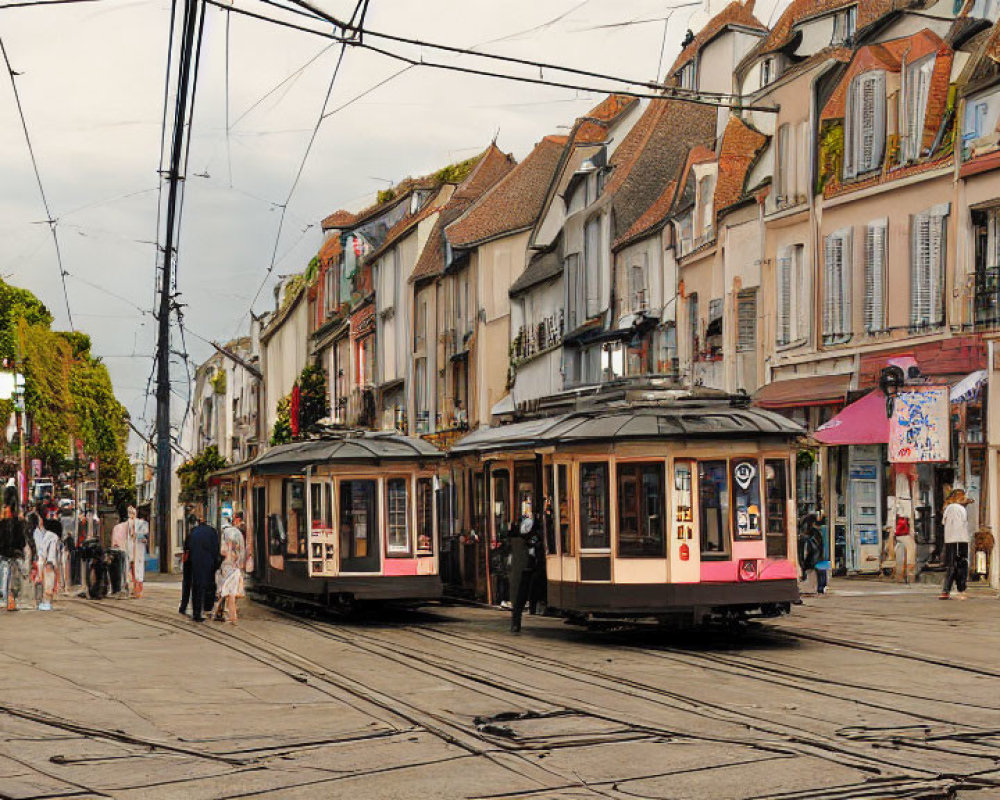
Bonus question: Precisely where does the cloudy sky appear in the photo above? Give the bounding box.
[0,0,786,457]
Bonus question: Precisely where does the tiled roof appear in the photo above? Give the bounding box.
[669,0,767,77]
[612,180,677,251]
[821,29,946,120]
[984,16,1000,60]
[445,135,567,248]
[411,203,472,282]
[320,209,357,230]
[753,0,891,58]
[607,98,717,240]
[364,192,443,265]
[509,238,563,296]
[715,116,768,215]
[317,234,342,264]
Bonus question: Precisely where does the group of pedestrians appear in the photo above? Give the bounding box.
[179,512,247,624]
[108,506,149,599]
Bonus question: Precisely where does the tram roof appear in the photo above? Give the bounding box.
[249,431,444,474]
[451,402,803,454]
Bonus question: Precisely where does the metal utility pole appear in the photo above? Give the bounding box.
[155,0,203,571]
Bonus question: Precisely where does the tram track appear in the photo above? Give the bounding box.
[77,601,631,798]
[271,611,989,784]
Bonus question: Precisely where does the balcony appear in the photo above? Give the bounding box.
[511,312,564,363]
[975,267,1000,328]
[347,387,376,428]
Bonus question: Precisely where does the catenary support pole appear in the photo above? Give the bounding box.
[155,0,202,572]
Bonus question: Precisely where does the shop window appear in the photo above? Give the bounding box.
[283,478,306,558]
[416,477,434,554]
[617,462,666,558]
[579,462,610,550]
[386,478,410,556]
[339,480,378,572]
[491,469,510,545]
[557,463,573,556]
[764,460,789,558]
[731,459,762,541]
[698,460,730,558]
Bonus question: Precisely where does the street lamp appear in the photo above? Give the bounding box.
[879,365,905,419]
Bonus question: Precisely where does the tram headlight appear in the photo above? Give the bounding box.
[738,559,759,581]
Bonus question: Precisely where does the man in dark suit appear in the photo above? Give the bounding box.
[184,519,220,622]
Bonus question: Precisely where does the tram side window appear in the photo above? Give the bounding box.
[515,464,536,519]
[579,462,610,550]
[339,480,378,569]
[698,461,730,558]
[386,478,410,556]
[557,464,573,555]
[764,460,790,558]
[617,462,665,557]
[731,459,762,541]
[545,465,557,555]
[284,479,306,558]
[416,477,434,555]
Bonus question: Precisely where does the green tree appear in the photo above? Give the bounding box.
[269,363,329,445]
[176,445,228,503]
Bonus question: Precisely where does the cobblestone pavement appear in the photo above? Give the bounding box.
[1,578,998,799]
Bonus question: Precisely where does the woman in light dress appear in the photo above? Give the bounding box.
[128,506,148,598]
[217,514,246,625]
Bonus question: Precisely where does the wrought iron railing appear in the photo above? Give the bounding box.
[512,312,564,362]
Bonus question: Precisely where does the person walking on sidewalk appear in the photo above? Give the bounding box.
[214,513,246,625]
[509,513,542,634]
[35,517,61,611]
[0,486,26,611]
[185,519,220,622]
[940,489,974,600]
[109,514,131,597]
[128,506,148,598]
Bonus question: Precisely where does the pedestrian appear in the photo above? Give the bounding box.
[0,485,26,611]
[129,506,148,598]
[109,513,131,597]
[179,523,193,615]
[509,513,542,634]
[215,512,246,625]
[35,517,61,611]
[797,512,827,595]
[185,518,220,622]
[940,489,974,600]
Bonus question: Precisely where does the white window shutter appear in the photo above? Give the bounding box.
[844,81,858,179]
[864,220,887,332]
[929,209,946,326]
[823,234,837,337]
[911,212,931,327]
[795,245,809,341]
[777,252,791,344]
[839,228,853,336]
[859,72,886,174]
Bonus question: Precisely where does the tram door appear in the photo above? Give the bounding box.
[339,480,380,573]
[252,486,266,580]
[490,469,510,604]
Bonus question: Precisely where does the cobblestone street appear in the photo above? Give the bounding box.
[1,580,999,799]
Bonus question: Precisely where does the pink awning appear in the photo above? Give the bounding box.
[814,390,890,445]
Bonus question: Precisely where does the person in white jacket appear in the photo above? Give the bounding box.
[940,488,974,600]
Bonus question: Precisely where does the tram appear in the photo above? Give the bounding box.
[452,394,804,626]
[208,431,445,609]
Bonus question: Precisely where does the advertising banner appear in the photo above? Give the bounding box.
[889,386,950,463]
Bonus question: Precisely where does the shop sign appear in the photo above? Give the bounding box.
[889,387,949,463]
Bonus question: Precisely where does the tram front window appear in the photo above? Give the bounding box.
[491,469,510,544]
[617,462,665,557]
[579,462,610,550]
[698,460,730,559]
[339,480,379,572]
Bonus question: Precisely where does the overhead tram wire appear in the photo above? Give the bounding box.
[0,36,75,329]
[236,0,367,330]
[206,0,776,111]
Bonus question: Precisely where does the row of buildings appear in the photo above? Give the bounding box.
[170,0,1000,590]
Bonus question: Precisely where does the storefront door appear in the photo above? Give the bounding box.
[848,446,882,573]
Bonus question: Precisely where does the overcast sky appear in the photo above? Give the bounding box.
[0,0,786,459]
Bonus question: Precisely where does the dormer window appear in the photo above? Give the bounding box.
[901,55,935,163]
[831,6,856,44]
[678,61,696,91]
[844,70,886,179]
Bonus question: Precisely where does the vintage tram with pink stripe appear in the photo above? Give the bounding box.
[209,432,444,609]
[452,397,803,625]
